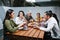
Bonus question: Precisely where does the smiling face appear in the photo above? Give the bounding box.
[19,12,24,18]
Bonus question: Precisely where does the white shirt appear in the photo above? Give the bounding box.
[14,17,25,25]
[39,17,60,38]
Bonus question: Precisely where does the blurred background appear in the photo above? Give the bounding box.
[0,0,60,40]
[0,0,60,7]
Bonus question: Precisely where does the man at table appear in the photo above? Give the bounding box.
[25,11,34,23]
[36,11,60,40]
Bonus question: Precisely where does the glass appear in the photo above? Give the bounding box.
[23,25,28,30]
[40,22,45,27]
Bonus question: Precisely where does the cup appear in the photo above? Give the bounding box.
[40,22,45,27]
[23,25,28,30]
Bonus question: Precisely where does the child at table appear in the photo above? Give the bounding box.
[35,13,42,22]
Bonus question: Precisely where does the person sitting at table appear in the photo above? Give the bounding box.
[25,11,34,23]
[35,13,42,22]
[3,9,27,40]
[15,10,27,25]
[49,10,59,25]
[36,11,60,40]
[3,9,27,33]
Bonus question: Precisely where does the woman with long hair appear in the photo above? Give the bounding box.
[3,9,27,40]
[3,9,27,32]
[15,10,27,25]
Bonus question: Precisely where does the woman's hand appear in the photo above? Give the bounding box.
[28,23,33,27]
[18,22,27,27]
[35,26,40,29]
[29,19,34,22]
[23,22,27,25]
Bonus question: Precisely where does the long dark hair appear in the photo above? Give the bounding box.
[52,13,59,25]
[45,11,53,17]
[18,10,25,17]
[3,9,14,23]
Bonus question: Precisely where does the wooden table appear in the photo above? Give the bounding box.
[6,27,44,40]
